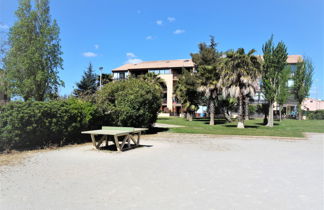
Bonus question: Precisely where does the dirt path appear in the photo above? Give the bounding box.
[0,133,323,210]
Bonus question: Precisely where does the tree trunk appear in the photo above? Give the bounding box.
[189,112,193,121]
[186,112,190,121]
[266,102,274,127]
[223,109,232,122]
[209,100,215,125]
[237,94,244,128]
[298,103,302,120]
[279,104,282,122]
[244,97,249,120]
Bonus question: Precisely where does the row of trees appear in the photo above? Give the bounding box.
[175,36,313,128]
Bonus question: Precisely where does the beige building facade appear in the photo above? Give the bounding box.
[112,55,303,116]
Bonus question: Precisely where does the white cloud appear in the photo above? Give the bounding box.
[126,52,136,58]
[0,23,9,30]
[125,52,142,64]
[146,36,153,40]
[83,52,98,57]
[126,58,143,64]
[94,44,99,49]
[173,29,185,34]
[156,20,163,25]
[167,17,176,22]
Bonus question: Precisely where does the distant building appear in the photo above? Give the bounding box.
[302,98,324,111]
[112,55,302,116]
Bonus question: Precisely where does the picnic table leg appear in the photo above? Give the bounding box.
[114,135,122,152]
[90,134,97,149]
[105,135,109,147]
[137,132,141,145]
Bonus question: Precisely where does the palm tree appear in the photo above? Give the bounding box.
[220,48,261,128]
[140,72,166,91]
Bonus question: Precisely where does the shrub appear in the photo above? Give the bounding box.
[305,110,324,120]
[0,99,99,152]
[248,104,257,116]
[96,78,162,127]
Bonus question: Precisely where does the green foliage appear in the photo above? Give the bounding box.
[306,110,324,120]
[139,72,166,91]
[292,58,313,104]
[262,35,288,103]
[175,69,200,118]
[96,78,162,127]
[248,104,257,115]
[0,99,98,152]
[74,63,98,97]
[277,65,290,105]
[4,0,63,101]
[221,48,261,127]
[190,36,222,125]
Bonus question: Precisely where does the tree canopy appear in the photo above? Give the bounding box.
[4,0,63,101]
[74,63,98,97]
[261,35,288,127]
[293,58,313,120]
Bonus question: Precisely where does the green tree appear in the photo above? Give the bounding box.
[191,36,222,125]
[175,69,200,121]
[139,72,166,91]
[74,63,98,97]
[221,48,261,128]
[292,58,313,120]
[96,78,162,127]
[100,73,113,86]
[277,66,290,121]
[262,36,288,127]
[4,0,63,101]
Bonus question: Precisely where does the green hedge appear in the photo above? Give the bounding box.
[0,99,99,152]
[305,110,324,120]
[97,78,162,127]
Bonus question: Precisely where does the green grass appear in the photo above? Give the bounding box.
[156,117,324,138]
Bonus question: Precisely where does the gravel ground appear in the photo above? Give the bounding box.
[0,133,323,210]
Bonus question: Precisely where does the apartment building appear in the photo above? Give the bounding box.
[112,55,302,116]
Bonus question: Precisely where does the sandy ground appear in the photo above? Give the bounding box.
[0,133,323,210]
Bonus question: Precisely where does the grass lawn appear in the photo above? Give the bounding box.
[156,117,324,138]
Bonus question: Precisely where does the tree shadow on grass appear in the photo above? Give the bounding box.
[224,124,260,129]
[146,127,169,134]
[198,119,228,125]
[255,122,279,126]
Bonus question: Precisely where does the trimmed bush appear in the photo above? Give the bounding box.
[96,78,162,127]
[305,110,324,120]
[0,99,99,152]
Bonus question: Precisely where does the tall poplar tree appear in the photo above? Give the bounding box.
[292,58,313,120]
[262,36,288,127]
[4,0,63,101]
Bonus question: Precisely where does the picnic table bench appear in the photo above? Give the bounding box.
[82,126,148,151]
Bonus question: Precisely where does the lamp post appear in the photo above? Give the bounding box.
[99,67,103,89]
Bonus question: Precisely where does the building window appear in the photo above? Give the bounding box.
[149,69,171,75]
[113,71,128,80]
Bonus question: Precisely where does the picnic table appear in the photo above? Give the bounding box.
[81,126,148,151]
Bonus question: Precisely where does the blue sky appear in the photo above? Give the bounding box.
[1,0,323,99]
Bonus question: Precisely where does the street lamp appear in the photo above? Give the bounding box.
[99,67,103,89]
